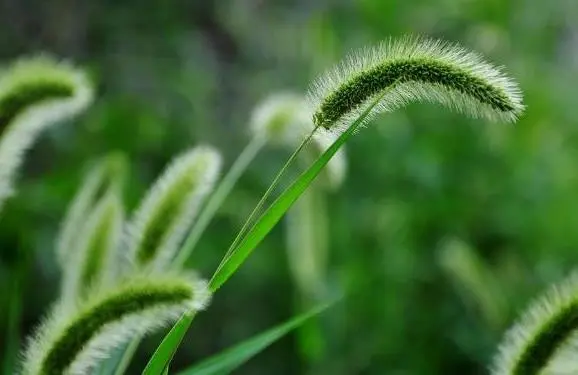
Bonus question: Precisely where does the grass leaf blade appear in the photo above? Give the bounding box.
[208,121,356,292]
[176,300,335,375]
[141,312,197,375]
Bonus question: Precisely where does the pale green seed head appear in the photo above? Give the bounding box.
[126,145,222,270]
[60,191,124,304]
[56,152,128,266]
[491,271,578,375]
[0,55,93,211]
[249,92,311,146]
[20,272,210,375]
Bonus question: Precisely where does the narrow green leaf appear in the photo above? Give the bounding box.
[176,300,334,375]
[141,312,197,375]
[208,114,358,292]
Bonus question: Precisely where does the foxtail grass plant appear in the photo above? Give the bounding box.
[145,35,524,374]
[15,34,529,375]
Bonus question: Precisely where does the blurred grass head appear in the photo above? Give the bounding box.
[20,272,210,375]
[250,92,347,190]
[57,152,128,266]
[126,145,222,270]
[249,92,312,146]
[60,191,125,304]
[491,271,578,375]
[0,55,93,211]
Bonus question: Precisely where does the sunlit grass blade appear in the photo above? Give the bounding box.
[175,300,335,375]
[141,311,198,375]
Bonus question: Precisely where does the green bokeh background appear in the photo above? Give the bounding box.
[2,0,578,374]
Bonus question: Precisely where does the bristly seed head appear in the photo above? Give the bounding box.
[249,92,312,146]
[0,55,93,211]
[60,191,124,304]
[56,152,127,266]
[126,145,222,270]
[307,35,524,134]
[491,271,578,375]
[20,272,210,375]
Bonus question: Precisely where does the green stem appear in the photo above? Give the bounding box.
[173,136,265,268]
[212,128,318,277]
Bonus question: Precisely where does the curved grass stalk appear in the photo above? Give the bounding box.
[175,299,336,375]
[20,272,210,375]
[310,132,347,190]
[126,146,222,270]
[56,152,127,265]
[308,35,524,134]
[491,272,578,375]
[60,191,124,304]
[0,55,93,212]
[212,128,317,275]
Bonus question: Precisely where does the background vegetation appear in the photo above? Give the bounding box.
[2,0,578,373]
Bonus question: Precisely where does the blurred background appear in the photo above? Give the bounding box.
[2,0,578,374]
